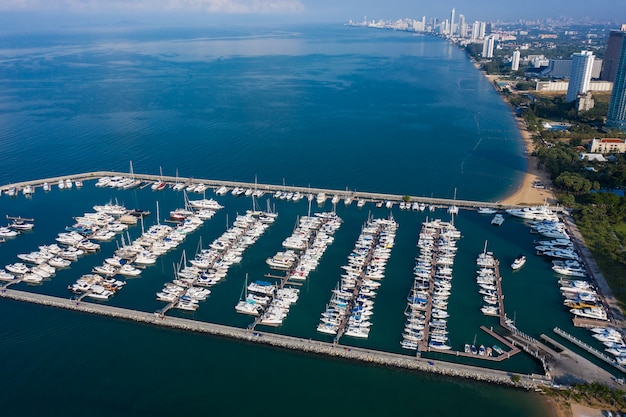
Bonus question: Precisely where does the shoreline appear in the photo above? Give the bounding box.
[475,67,556,207]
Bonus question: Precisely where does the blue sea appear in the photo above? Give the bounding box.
[0,23,574,416]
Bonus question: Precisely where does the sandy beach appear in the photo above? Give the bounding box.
[479,71,556,206]
[499,117,556,206]
[543,398,609,417]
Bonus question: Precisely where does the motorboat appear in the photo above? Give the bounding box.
[491,214,505,226]
[511,255,526,270]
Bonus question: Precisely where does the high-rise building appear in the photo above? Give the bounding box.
[458,14,466,38]
[566,50,595,103]
[471,21,481,40]
[450,8,455,36]
[601,29,625,82]
[607,35,626,130]
[511,50,521,71]
[482,36,495,58]
[478,22,486,39]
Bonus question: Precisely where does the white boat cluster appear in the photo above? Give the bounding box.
[590,327,626,366]
[506,204,559,222]
[272,212,342,282]
[257,285,300,327]
[95,175,142,190]
[476,249,500,318]
[235,276,300,327]
[69,273,127,300]
[0,217,35,240]
[317,216,397,339]
[2,206,122,285]
[399,201,429,211]
[1,179,82,198]
[559,278,607,321]
[160,209,275,311]
[401,219,460,351]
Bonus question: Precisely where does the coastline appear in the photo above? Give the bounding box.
[477,68,556,206]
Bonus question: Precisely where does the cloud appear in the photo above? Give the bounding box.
[0,0,305,14]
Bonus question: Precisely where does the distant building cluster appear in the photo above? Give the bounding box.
[347,12,626,131]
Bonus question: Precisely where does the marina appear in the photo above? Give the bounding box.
[0,173,623,389]
[0,24,586,417]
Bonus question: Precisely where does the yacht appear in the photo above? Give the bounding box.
[357,199,366,208]
[552,264,586,277]
[481,305,499,316]
[5,263,30,275]
[506,205,559,221]
[511,255,526,270]
[570,307,608,321]
[491,214,505,226]
[477,207,497,215]
[0,269,16,281]
[316,192,327,205]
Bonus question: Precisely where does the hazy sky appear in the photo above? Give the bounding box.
[0,0,625,24]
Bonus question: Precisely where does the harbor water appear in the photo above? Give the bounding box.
[0,23,566,416]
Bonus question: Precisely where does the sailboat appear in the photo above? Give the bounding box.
[447,188,459,216]
[123,161,142,189]
[235,273,262,316]
[172,169,186,191]
[151,166,167,191]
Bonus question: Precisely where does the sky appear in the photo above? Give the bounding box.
[0,0,625,24]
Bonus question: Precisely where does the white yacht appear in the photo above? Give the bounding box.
[511,255,526,270]
[570,307,608,321]
[491,214,505,226]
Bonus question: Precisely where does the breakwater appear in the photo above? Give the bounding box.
[0,170,559,211]
[0,288,549,389]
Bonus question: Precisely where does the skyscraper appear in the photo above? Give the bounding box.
[482,36,495,58]
[566,51,595,103]
[458,14,466,38]
[607,35,626,130]
[601,29,625,82]
[450,8,455,36]
[512,50,521,71]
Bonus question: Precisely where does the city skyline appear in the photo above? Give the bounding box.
[1,0,625,24]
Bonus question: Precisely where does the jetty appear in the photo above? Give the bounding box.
[0,288,549,388]
[0,170,562,212]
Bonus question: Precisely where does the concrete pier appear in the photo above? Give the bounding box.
[0,288,549,388]
[0,170,561,211]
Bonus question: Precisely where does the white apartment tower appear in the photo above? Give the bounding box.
[472,21,487,40]
[512,50,521,71]
[450,8,455,36]
[482,35,495,58]
[566,50,595,103]
[458,14,466,38]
